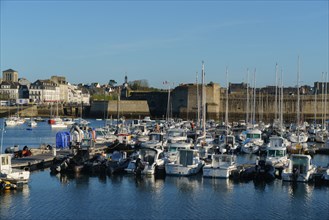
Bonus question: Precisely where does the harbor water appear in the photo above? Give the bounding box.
[1,119,329,220]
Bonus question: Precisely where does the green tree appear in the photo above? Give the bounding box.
[108,79,117,87]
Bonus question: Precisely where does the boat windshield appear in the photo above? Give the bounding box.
[169,147,178,152]
[246,133,261,139]
[140,149,156,164]
[268,150,286,157]
[292,157,309,174]
[150,134,160,141]
[168,131,185,137]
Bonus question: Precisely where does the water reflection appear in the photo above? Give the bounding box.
[283,181,314,200]
[165,175,203,193]
[202,177,235,192]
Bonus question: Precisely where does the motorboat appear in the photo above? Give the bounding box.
[203,153,237,178]
[137,147,165,175]
[165,149,204,176]
[5,118,17,126]
[165,142,193,163]
[125,147,165,175]
[140,132,166,150]
[282,154,316,182]
[27,119,37,127]
[166,128,188,143]
[0,154,30,184]
[240,128,264,154]
[264,136,289,167]
[217,134,239,154]
[106,151,130,175]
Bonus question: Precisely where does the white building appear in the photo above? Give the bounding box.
[68,84,90,105]
[50,76,68,103]
[29,80,60,103]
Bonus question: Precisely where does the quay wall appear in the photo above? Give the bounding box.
[1,93,328,124]
[89,100,150,119]
[220,94,327,123]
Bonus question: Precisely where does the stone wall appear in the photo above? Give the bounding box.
[89,100,150,119]
[220,93,329,124]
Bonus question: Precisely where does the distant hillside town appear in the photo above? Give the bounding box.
[1,68,329,123]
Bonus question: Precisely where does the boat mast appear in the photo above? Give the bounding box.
[201,61,206,136]
[280,68,284,129]
[275,63,278,121]
[322,72,325,129]
[166,82,171,122]
[225,66,229,128]
[246,69,249,125]
[325,72,328,130]
[253,69,256,126]
[196,71,200,127]
[117,86,121,132]
[297,56,300,131]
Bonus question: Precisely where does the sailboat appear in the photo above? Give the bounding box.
[195,61,213,160]
[315,72,328,143]
[218,67,238,153]
[241,69,264,154]
[203,67,237,179]
[50,101,67,129]
[287,57,308,153]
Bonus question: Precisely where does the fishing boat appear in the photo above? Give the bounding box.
[202,153,237,178]
[281,154,316,182]
[0,154,30,184]
[165,149,204,176]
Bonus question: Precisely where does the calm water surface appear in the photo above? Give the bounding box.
[0,119,328,220]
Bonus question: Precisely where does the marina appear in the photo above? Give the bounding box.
[0,117,328,220]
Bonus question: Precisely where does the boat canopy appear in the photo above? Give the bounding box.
[56,132,70,149]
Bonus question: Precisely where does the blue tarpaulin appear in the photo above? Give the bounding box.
[56,131,70,149]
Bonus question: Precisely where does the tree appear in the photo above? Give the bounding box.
[129,79,149,90]
[108,79,117,87]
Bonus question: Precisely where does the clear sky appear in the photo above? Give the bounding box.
[0,0,328,89]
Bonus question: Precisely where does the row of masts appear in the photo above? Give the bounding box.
[164,60,327,129]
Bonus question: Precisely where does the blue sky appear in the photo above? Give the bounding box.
[1,1,328,89]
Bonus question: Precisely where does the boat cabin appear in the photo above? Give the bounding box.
[0,154,12,175]
[211,154,236,168]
